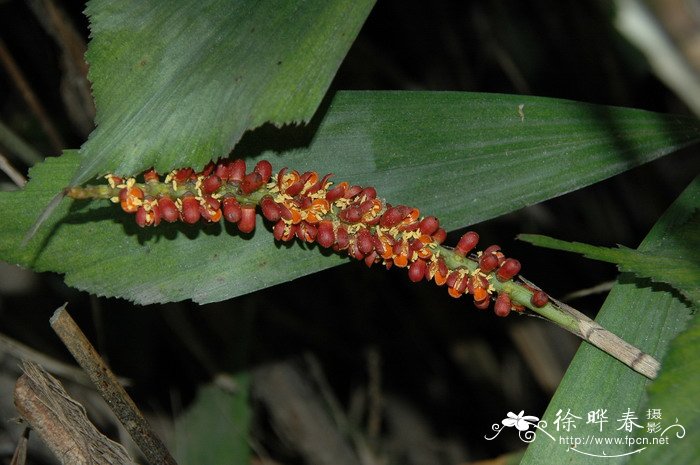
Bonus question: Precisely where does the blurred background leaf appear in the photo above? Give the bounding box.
[174,377,251,465]
[73,0,375,185]
[629,311,700,465]
[521,177,698,464]
[519,212,700,304]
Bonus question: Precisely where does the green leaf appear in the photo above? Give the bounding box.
[520,178,699,465]
[4,92,700,304]
[628,312,700,465]
[74,0,374,185]
[173,376,251,465]
[518,217,700,305]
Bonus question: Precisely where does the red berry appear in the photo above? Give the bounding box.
[474,298,491,310]
[419,216,439,235]
[306,180,322,195]
[222,196,242,223]
[319,173,333,188]
[158,197,179,223]
[408,239,424,253]
[200,196,222,222]
[135,203,160,227]
[294,221,315,242]
[299,196,312,210]
[345,185,363,199]
[325,182,346,202]
[455,231,479,256]
[316,221,335,248]
[144,169,159,183]
[294,221,306,241]
[400,222,421,234]
[349,241,365,261]
[371,234,387,256]
[483,244,501,256]
[380,207,403,228]
[299,171,314,184]
[366,216,381,226]
[408,259,427,282]
[199,161,216,177]
[181,196,201,224]
[361,187,377,199]
[446,271,459,288]
[172,168,193,183]
[254,160,273,183]
[214,160,232,180]
[202,175,222,194]
[364,251,378,267]
[531,290,549,307]
[148,203,161,226]
[467,275,489,296]
[304,222,318,242]
[494,293,512,317]
[356,229,374,255]
[240,172,263,194]
[447,271,467,293]
[496,258,521,281]
[277,203,292,221]
[259,196,281,222]
[437,257,448,277]
[215,159,244,181]
[454,275,468,294]
[285,179,305,197]
[335,227,349,249]
[135,206,148,227]
[340,206,362,223]
[479,253,499,273]
[484,244,505,265]
[238,205,256,233]
[359,199,374,214]
[283,224,299,241]
[432,228,447,244]
[119,186,144,213]
[273,220,286,241]
[108,175,123,185]
[230,159,246,182]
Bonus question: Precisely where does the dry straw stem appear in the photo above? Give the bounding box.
[516,277,661,379]
[0,151,27,188]
[50,303,178,465]
[0,330,90,385]
[27,0,96,136]
[9,427,28,465]
[0,39,65,153]
[254,360,362,465]
[13,360,135,465]
[550,295,661,378]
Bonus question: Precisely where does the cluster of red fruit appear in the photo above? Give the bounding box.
[107,159,273,231]
[94,158,549,316]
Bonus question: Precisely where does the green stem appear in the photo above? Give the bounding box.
[440,245,659,378]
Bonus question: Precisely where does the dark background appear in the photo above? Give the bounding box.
[1,1,698,464]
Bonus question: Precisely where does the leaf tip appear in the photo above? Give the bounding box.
[21,190,67,247]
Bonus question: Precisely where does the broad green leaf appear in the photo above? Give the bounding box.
[3,92,700,304]
[519,219,700,305]
[520,177,698,465]
[75,0,374,185]
[174,377,251,464]
[629,312,700,465]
